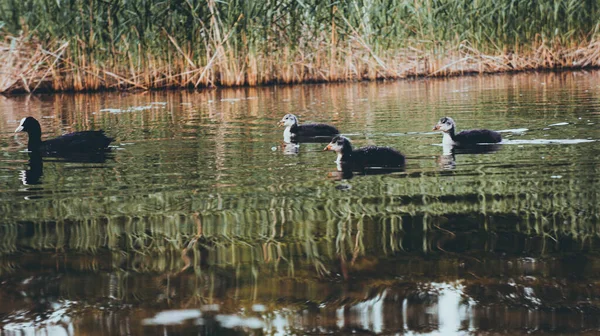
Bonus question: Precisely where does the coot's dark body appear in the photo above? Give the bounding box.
[15,117,113,156]
[35,130,113,154]
[324,135,405,171]
[453,129,502,145]
[433,117,501,146]
[289,123,339,137]
[339,145,405,168]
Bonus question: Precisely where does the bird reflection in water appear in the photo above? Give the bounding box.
[20,152,44,185]
[281,130,338,155]
[19,151,113,186]
[437,143,502,170]
[281,132,300,155]
[328,165,405,181]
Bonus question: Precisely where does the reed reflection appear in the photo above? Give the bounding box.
[1,210,598,334]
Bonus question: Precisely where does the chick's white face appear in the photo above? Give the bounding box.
[324,136,350,164]
[325,141,343,153]
[433,117,456,133]
[324,136,348,153]
[279,114,298,127]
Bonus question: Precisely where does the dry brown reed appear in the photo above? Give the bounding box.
[0,34,68,93]
[3,35,600,94]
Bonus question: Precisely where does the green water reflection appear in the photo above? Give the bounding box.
[0,72,599,335]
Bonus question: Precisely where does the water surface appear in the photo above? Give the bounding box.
[0,71,599,335]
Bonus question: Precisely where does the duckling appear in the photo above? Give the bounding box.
[324,135,405,169]
[433,117,501,146]
[15,116,113,155]
[278,114,339,139]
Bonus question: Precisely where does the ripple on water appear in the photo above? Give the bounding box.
[502,138,596,145]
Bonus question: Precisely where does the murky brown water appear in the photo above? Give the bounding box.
[0,71,599,335]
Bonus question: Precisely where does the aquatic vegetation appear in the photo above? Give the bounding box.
[2,0,600,92]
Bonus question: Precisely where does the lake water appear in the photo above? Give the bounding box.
[0,71,599,335]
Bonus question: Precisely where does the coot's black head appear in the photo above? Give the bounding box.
[324,135,352,153]
[15,117,42,135]
[278,114,298,127]
[433,116,456,133]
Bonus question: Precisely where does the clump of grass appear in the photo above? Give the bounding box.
[1,0,600,93]
[0,33,68,92]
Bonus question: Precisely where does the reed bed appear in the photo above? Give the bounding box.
[1,0,600,93]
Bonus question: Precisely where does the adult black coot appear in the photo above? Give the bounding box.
[15,116,113,155]
[433,117,501,146]
[324,135,405,170]
[278,114,339,139]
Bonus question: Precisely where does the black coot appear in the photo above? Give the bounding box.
[324,135,405,170]
[15,116,113,155]
[433,117,501,146]
[278,114,339,140]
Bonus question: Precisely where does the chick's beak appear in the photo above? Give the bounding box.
[324,144,332,151]
[15,126,24,133]
[432,125,441,131]
[277,120,284,127]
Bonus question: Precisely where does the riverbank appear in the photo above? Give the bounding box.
[2,0,600,93]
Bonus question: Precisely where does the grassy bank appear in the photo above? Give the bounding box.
[1,0,600,93]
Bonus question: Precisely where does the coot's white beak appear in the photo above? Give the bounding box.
[15,125,24,133]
